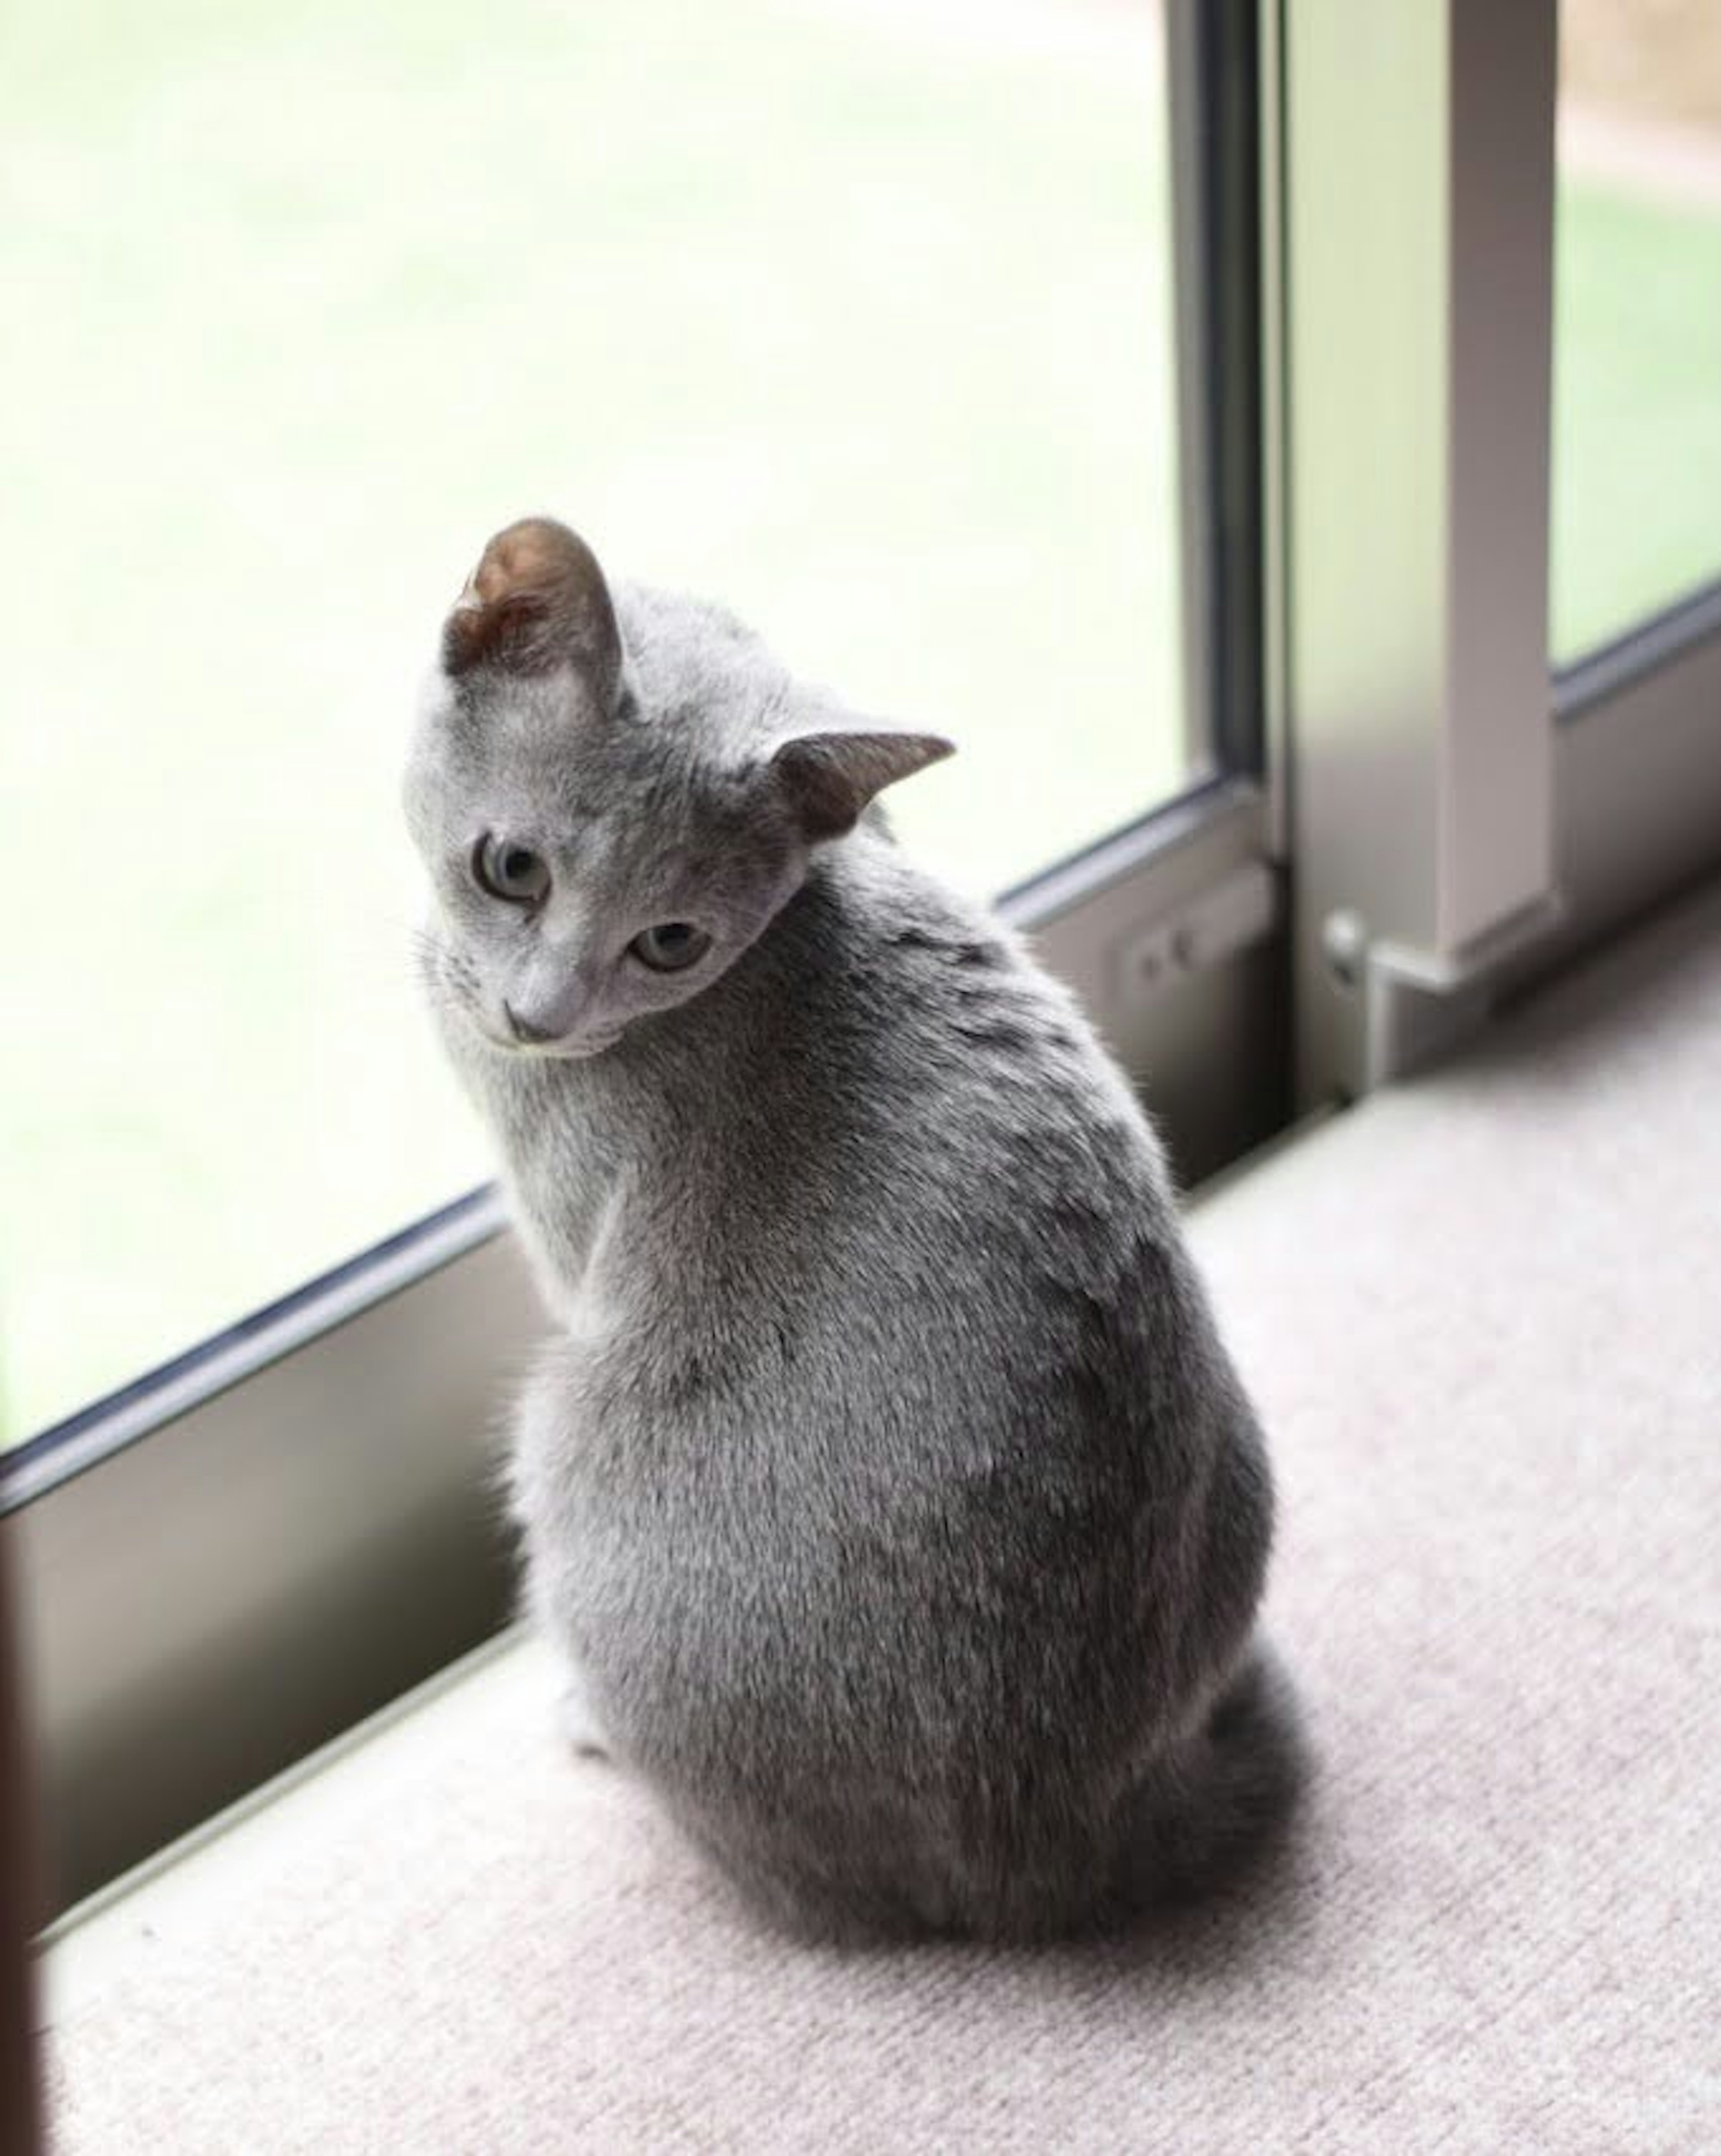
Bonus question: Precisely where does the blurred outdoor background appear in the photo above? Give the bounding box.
[1,0,1717,1442]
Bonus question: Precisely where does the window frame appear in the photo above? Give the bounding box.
[1273,0,1721,1101]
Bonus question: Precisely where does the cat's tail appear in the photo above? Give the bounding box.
[1111,1636,1309,1914]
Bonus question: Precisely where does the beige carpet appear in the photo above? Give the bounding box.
[42,881,1721,2153]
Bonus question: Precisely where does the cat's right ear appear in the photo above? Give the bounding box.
[441,517,625,710]
[769,722,955,844]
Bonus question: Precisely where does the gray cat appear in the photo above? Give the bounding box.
[405,517,1302,1943]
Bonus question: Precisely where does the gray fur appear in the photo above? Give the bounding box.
[406,526,1302,1943]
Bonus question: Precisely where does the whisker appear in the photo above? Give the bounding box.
[405,926,484,1024]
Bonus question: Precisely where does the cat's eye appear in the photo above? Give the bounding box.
[630,922,712,974]
[473,835,551,908]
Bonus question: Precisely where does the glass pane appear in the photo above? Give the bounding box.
[1552,0,1721,660]
[0,0,1186,1444]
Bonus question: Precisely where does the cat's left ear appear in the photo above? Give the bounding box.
[442,516,626,711]
[769,722,956,843]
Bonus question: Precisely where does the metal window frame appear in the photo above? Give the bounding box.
[1275,0,1562,1104]
[1271,0,1721,1097]
[1530,591,1721,995]
[1167,0,1267,784]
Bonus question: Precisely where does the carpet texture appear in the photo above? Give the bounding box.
[41,881,1721,2153]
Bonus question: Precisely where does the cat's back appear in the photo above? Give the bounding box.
[584,832,1253,1538]
[675,836,1194,1374]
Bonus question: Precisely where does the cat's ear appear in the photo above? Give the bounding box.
[442,517,625,708]
[769,721,955,843]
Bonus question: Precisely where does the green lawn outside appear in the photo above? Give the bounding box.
[1551,171,1721,658]
[0,0,1182,1442]
[2,0,1717,1443]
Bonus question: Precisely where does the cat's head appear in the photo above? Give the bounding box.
[404,517,952,1059]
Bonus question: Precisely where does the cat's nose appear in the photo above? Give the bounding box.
[504,1001,561,1047]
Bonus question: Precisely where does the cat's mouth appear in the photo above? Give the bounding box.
[490,1024,626,1062]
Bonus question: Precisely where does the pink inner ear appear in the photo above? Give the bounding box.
[442,518,623,697]
[470,520,575,606]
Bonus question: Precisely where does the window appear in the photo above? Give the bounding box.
[19,0,1717,1927]
[2,0,1190,1451]
[10,0,1276,1914]
[1552,0,1721,660]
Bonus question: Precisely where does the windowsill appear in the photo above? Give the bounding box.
[39,1626,544,2042]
